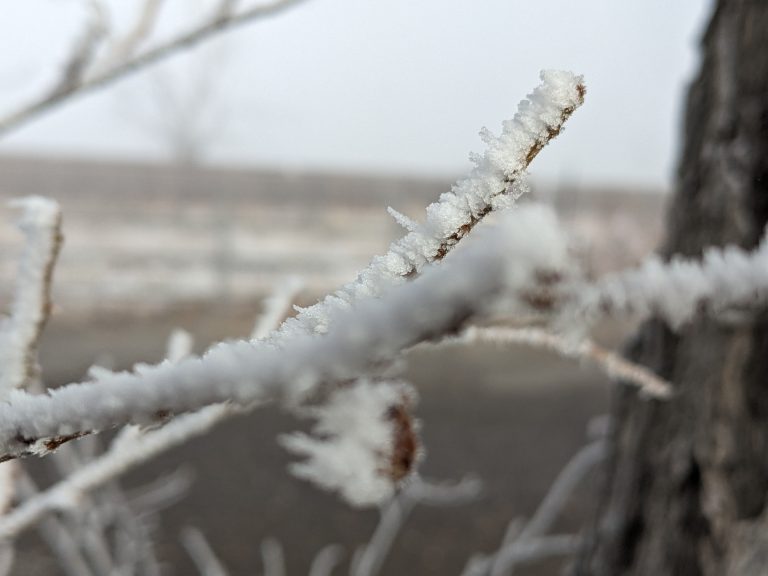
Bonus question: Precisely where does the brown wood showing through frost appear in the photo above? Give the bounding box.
[430,83,586,264]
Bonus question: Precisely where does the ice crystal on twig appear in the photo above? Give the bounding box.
[280,380,419,507]
[275,70,585,340]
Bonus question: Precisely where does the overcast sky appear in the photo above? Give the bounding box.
[0,0,713,189]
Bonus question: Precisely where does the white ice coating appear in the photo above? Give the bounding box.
[273,70,584,341]
[280,379,412,506]
[0,196,61,397]
[583,230,768,329]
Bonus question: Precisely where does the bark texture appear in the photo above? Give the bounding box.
[575,1,768,575]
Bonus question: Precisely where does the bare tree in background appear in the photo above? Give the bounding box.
[118,11,232,166]
[575,2,768,574]
[0,0,307,136]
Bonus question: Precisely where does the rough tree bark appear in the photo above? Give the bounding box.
[575,1,768,575]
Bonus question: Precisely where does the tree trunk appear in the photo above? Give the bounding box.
[575,1,768,575]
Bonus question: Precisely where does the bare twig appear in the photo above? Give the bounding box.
[517,442,605,541]
[0,403,236,539]
[487,518,525,576]
[213,0,241,23]
[461,442,605,576]
[352,476,482,576]
[181,526,230,576]
[125,467,194,516]
[261,538,286,576]
[488,535,581,574]
[0,0,310,136]
[52,1,107,96]
[309,544,344,576]
[0,546,12,576]
[16,472,95,576]
[97,0,164,70]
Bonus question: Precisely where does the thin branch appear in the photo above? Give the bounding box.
[351,495,413,576]
[309,544,344,576]
[125,467,194,516]
[456,327,672,399]
[213,0,241,23]
[0,0,310,136]
[517,442,605,542]
[463,536,581,576]
[0,465,17,517]
[181,526,230,576]
[0,279,295,538]
[0,546,12,576]
[261,538,286,576]
[0,197,63,394]
[461,442,605,576]
[96,0,165,70]
[491,535,581,572]
[0,403,235,539]
[487,518,524,576]
[251,277,303,339]
[352,476,481,576]
[16,472,96,576]
[51,1,107,96]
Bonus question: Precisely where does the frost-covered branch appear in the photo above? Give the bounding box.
[0,291,267,539]
[454,327,672,398]
[0,205,568,464]
[274,70,584,342]
[0,403,233,539]
[0,70,583,464]
[21,329,192,575]
[0,0,310,136]
[580,229,768,329]
[0,197,62,394]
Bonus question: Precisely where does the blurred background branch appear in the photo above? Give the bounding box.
[0,0,308,137]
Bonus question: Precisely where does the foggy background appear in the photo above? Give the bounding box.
[0,2,713,575]
[1,0,710,186]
